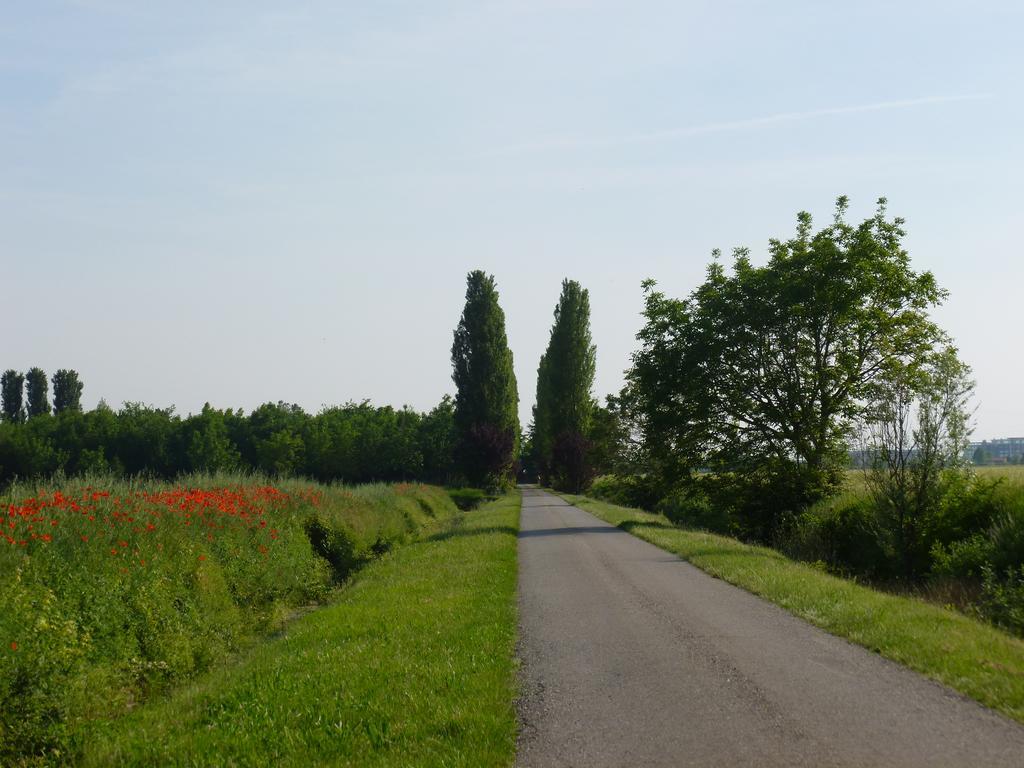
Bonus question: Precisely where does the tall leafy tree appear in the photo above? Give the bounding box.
[52,369,84,414]
[1,370,25,424]
[533,279,597,491]
[451,270,520,489]
[25,367,50,418]
[626,197,947,540]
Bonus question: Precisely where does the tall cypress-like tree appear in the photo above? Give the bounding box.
[1,370,25,423]
[533,279,597,491]
[25,367,50,417]
[451,271,520,489]
[53,369,84,414]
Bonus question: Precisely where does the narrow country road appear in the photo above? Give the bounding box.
[515,488,1024,767]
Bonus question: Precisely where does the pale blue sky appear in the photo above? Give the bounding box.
[2,1,1022,439]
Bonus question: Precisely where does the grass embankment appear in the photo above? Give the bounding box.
[74,492,521,767]
[562,493,1024,724]
[1,475,459,763]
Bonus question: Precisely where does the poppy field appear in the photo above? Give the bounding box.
[0,475,458,763]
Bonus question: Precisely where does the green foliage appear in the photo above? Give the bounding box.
[25,367,50,418]
[1,370,25,424]
[982,565,1024,635]
[624,197,947,540]
[862,346,975,576]
[419,395,457,485]
[655,487,731,534]
[0,397,460,488]
[588,474,664,511]
[52,369,84,415]
[533,279,597,491]
[783,493,892,578]
[451,271,520,489]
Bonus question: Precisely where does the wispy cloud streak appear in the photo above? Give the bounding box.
[491,93,994,156]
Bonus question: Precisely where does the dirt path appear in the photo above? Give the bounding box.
[515,488,1024,767]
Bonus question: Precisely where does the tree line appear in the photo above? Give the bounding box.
[0,397,460,486]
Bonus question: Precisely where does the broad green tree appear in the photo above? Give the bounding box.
[533,279,597,491]
[625,197,948,540]
[52,369,84,414]
[25,367,50,417]
[451,270,520,489]
[1,370,25,424]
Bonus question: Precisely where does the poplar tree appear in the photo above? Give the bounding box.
[53,369,84,414]
[451,270,520,489]
[25,367,50,417]
[534,279,597,491]
[1,370,25,423]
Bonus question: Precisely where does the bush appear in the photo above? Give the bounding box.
[931,534,993,579]
[655,488,730,534]
[305,515,363,582]
[782,493,892,578]
[981,565,1024,635]
[588,474,664,511]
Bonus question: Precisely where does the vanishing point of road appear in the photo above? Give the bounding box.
[515,488,1024,767]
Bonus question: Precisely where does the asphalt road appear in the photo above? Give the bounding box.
[515,488,1024,767]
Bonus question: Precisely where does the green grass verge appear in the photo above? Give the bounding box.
[562,493,1024,724]
[73,493,521,767]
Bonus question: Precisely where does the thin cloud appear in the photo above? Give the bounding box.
[490,93,995,156]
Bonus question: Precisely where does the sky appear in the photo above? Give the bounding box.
[2,1,1022,440]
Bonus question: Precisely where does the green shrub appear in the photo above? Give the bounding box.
[588,474,663,510]
[981,565,1024,635]
[655,489,731,533]
[305,515,363,581]
[782,493,891,578]
[931,534,993,579]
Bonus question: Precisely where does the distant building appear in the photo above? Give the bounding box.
[969,437,1024,465]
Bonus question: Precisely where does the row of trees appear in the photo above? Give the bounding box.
[446,271,612,493]
[0,399,459,486]
[0,271,611,494]
[1,368,84,421]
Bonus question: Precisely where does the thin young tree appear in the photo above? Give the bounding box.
[862,347,975,577]
[25,367,50,417]
[52,369,84,414]
[1,370,25,423]
[533,279,597,492]
[451,270,520,489]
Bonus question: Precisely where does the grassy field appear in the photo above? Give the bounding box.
[562,493,1024,725]
[843,464,1024,490]
[71,492,521,767]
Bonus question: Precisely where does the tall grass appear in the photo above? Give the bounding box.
[75,493,521,767]
[0,473,457,764]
